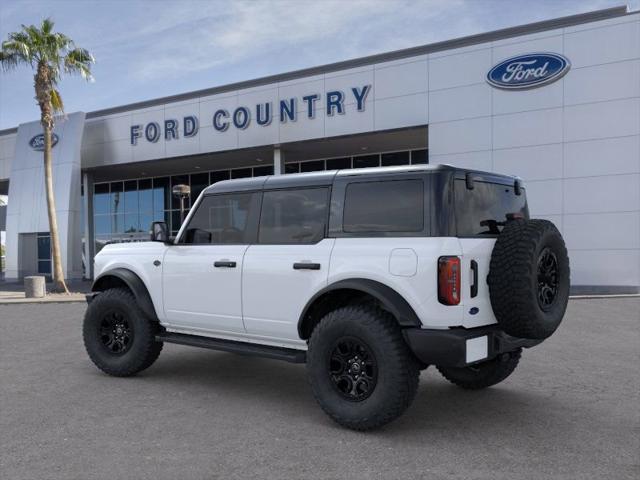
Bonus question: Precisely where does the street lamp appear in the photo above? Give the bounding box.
[172,184,191,225]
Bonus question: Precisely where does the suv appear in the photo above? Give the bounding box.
[84,165,570,430]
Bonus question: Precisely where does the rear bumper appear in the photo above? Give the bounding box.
[402,325,542,368]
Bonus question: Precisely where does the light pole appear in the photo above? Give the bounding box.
[172,184,191,227]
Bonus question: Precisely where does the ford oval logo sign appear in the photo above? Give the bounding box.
[29,133,59,151]
[487,53,570,90]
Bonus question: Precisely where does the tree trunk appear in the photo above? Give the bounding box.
[43,122,68,294]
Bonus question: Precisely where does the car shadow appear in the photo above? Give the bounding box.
[128,345,568,437]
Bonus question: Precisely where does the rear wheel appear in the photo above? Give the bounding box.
[437,349,521,390]
[307,304,420,431]
[83,288,163,377]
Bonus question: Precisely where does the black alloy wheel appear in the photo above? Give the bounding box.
[537,247,559,310]
[329,337,378,402]
[99,309,134,355]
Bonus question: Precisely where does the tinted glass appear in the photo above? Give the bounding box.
[343,180,424,233]
[110,182,123,215]
[231,168,252,179]
[300,160,325,173]
[285,163,300,174]
[37,235,50,260]
[210,170,230,183]
[190,173,209,202]
[124,180,138,213]
[381,151,409,166]
[411,149,428,164]
[153,177,170,211]
[455,180,528,236]
[353,155,380,168]
[326,157,351,170]
[253,165,274,177]
[181,193,257,244]
[259,188,329,244]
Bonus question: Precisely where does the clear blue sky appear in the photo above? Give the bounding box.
[0,0,634,130]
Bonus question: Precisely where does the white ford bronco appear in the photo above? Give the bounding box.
[84,164,570,430]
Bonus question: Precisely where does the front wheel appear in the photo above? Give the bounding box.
[437,349,521,390]
[83,288,163,377]
[307,305,420,431]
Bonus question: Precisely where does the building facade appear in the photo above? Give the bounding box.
[0,6,638,293]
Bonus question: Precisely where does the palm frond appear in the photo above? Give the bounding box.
[50,88,64,113]
[64,47,94,81]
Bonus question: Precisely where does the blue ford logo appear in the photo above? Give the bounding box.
[29,133,59,151]
[487,53,570,90]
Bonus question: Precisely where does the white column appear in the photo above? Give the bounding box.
[273,146,285,175]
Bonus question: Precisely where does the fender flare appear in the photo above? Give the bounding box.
[92,268,158,320]
[297,278,422,338]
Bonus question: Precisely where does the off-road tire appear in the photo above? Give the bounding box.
[83,288,163,377]
[307,305,420,431]
[488,219,570,340]
[437,349,521,390]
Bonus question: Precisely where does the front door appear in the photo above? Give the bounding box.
[162,191,260,335]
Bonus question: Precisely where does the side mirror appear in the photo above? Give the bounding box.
[150,221,169,243]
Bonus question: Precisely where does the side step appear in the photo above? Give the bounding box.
[156,332,307,364]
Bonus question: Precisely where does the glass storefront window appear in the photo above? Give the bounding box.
[231,168,252,179]
[94,183,110,214]
[285,163,300,173]
[326,157,351,170]
[411,149,428,164]
[190,172,209,202]
[353,154,380,168]
[124,180,138,213]
[210,170,230,184]
[300,160,325,172]
[139,178,153,213]
[94,215,111,235]
[153,177,170,212]
[381,151,410,166]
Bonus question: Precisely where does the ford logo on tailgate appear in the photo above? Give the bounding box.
[29,133,59,151]
[487,53,570,90]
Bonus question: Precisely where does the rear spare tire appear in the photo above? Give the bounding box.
[488,219,569,340]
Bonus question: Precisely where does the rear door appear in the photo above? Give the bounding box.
[454,178,529,327]
[162,192,260,334]
[242,187,333,344]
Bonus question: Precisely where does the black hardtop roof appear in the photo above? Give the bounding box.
[203,164,519,195]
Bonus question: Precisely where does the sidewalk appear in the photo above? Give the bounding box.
[0,279,90,304]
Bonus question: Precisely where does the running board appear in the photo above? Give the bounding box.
[156,332,307,364]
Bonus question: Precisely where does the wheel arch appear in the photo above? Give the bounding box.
[92,268,158,320]
[298,278,422,339]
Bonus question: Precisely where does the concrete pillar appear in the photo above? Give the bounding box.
[82,172,94,279]
[274,147,285,175]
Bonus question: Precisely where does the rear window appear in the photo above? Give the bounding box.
[454,179,528,236]
[343,180,424,233]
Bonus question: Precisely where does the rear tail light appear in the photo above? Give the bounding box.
[438,256,461,305]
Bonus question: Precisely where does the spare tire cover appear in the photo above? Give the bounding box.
[488,219,570,340]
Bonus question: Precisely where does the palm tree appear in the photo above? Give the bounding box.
[0,18,94,293]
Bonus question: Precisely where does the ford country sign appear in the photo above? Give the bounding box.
[29,133,59,151]
[487,53,570,90]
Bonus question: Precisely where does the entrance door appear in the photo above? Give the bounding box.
[242,187,333,343]
[162,191,260,335]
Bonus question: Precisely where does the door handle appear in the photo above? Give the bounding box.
[470,260,478,298]
[214,260,237,268]
[293,262,321,270]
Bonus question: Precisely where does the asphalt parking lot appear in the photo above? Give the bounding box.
[1,298,638,480]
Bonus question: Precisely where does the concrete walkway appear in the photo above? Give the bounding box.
[0,279,90,304]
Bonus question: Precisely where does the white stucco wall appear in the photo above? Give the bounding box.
[428,12,640,290]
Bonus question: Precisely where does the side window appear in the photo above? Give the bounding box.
[259,188,329,244]
[343,179,424,233]
[180,193,258,244]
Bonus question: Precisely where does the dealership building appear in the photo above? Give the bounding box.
[0,5,638,293]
